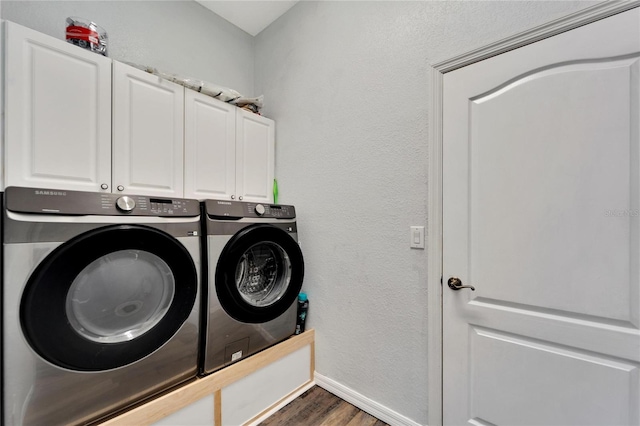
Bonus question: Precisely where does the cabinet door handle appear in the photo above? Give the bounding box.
[101,183,109,190]
[239,196,243,201]
[117,185,124,192]
[231,195,235,200]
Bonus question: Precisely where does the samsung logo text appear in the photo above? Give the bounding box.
[34,190,67,196]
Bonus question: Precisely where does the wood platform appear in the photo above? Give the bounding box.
[100,330,315,426]
[258,386,389,426]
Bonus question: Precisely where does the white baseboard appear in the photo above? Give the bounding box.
[314,373,424,426]
[244,380,316,426]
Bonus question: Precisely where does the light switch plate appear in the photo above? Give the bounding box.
[410,226,425,249]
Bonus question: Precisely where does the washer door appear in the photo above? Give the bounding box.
[20,225,197,371]
[216,224,304,324]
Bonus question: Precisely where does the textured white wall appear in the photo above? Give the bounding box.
[254,1,598,423]
[1,1,255,95]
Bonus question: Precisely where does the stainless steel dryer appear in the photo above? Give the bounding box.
[2,187,202,425]
[202,199,304,374]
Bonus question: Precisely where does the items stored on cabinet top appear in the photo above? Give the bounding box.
[125,62,264,114]
[65,17,108,56]
[61,15,262,114]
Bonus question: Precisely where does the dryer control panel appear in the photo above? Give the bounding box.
[205,199,296,220]
[5,187,200,217]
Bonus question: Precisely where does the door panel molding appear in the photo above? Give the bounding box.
[426,2,640,424]
[433,0,639,74]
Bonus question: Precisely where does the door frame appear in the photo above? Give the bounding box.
[425,2,640,424]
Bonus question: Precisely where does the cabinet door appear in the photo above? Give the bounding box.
[151,395,214,426]
[4,21,112,192]
[235,109,275,203]
[221,345,311,425]
[184,90,236,200]
[112,61,184,197]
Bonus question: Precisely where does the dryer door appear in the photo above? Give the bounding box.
[216,224,304,323]
[20,224,197,371]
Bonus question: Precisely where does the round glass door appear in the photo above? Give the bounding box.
[66,250,175,344]
[216,224,304,323]
[235,241,292,307]
[21,225,197,371]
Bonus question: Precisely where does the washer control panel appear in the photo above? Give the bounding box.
[5,187,200,217]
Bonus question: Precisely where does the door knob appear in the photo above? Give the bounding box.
[448,277,475,291]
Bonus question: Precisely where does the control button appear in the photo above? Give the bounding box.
[255,204,266,216]
[116,196,136,212]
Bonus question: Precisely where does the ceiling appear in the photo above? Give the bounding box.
[195,1,299,36]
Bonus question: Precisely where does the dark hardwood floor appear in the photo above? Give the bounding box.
[259,386,389,426]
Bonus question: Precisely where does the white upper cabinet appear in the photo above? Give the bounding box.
[3,22,274,201]
[112,61,185,197]
[184,89,236,200]
[3,21,112,192]
[235,109,275,203]
[184,92,275,203]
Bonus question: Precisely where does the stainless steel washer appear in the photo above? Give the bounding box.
[201,199,304,374]
[2,187,202,425]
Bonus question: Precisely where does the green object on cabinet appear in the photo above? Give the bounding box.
[273,179,278,204]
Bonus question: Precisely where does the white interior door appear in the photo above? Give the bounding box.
[443,8,640,425]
